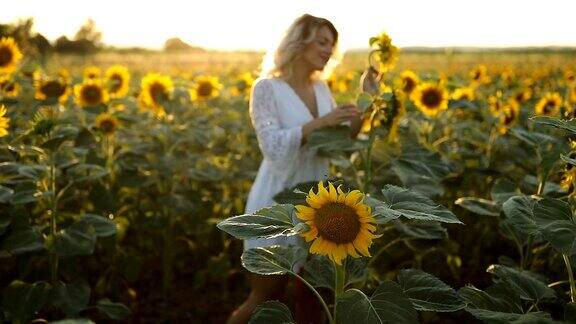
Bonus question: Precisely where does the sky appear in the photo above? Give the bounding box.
[2,0,576,51]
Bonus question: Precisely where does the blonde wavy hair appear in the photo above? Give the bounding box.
[259,14,342,81]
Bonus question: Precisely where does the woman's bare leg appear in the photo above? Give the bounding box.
[226,274,288,324]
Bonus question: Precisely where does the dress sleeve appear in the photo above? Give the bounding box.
[249,79,303,162]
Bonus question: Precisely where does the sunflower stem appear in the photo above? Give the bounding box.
[291,272,334,324]
[334,261,346,323]
[563,254,576,303]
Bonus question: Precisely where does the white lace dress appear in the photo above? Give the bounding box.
[243,77,336,251]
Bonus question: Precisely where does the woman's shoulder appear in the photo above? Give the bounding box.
[252,77,282,91]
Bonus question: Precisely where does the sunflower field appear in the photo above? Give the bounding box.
[1,31,576,324]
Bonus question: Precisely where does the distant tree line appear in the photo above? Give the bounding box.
[0,18,205,57]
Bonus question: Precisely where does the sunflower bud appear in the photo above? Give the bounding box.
[359,67,380,96]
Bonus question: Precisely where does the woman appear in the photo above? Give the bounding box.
[227,14,362,324]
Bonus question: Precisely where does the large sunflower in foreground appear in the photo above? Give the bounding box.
[535,92,562,116]
[411,83,448,117]
[139,73,173,112]
[74,79,109,107]
[0,37,23,75]
[190,75,222,101]
[295,181,381,265]
[105,65,130,98]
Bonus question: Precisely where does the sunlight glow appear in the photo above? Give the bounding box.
[2,0,576,51]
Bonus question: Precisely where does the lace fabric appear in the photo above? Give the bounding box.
[249,79,303,165]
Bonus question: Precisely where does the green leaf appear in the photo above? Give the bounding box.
[486,264,555,302]
[53,280,91,317]
[67,164,108,182]
[94,299,131,320]
[357,92,374,112]
[455,197,500,217]
[0,227,44,256]
[502,196,540,236]
[18,165,47,180]
[249,301,295,324]
[374,185,463,225]
[1,280,51,323]
[336,282,418,324]
[533,198,576,254]
[54,221,97,257]
[465,309,554,324]
[0,184,13,203]
[273,181,316,205]
[459,282,523,314]
[565,302,576,323]
[392,221,447,240]
[491,178,521,205]
[531,116,576,135]
[561,154,576,168]
[217,204,302,240]
[10,189,41,205]
[241,245,307,275]
[303,255,367,291]
[80,214,117,237]
[49,320,95,324]
[0,212,11,235]
[303,125,368,157]
[397,269,466,312]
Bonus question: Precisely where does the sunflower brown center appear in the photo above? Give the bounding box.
[422,89,441,108]
[41,81,66,98]
[403,78,415,93]
[150,83,168,104]
[544,100,556,114]
[98,119,116,134]
[315,202,360,244]
[197,81,214,97]
[81,85,102,105]
[0,46,13,67]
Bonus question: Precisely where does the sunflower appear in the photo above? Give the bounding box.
[512,88,532,105]
[139,73,173,115]
[398,70,418,95]
[230,72,254,96]
[295,181,381,265]
[535,92,562,116]
[451,87,475,101]
[411,82,448,117]
[565,69,575,86]
[0,75,19,98]
[0,37,23,75]
[95,112,119,135]
[369,32,399,72]
[497,102,520,134]
[104,65,130,98]
[190,75,222,101]
[34,77,70,103]
[469,65,491,86]
[0,105,10,137]
[74,79,109,107]
[83,66,101,80]
[488,94,504,117]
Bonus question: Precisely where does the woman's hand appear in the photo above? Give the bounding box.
[321,104,360,127]
[301,104,361,144]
